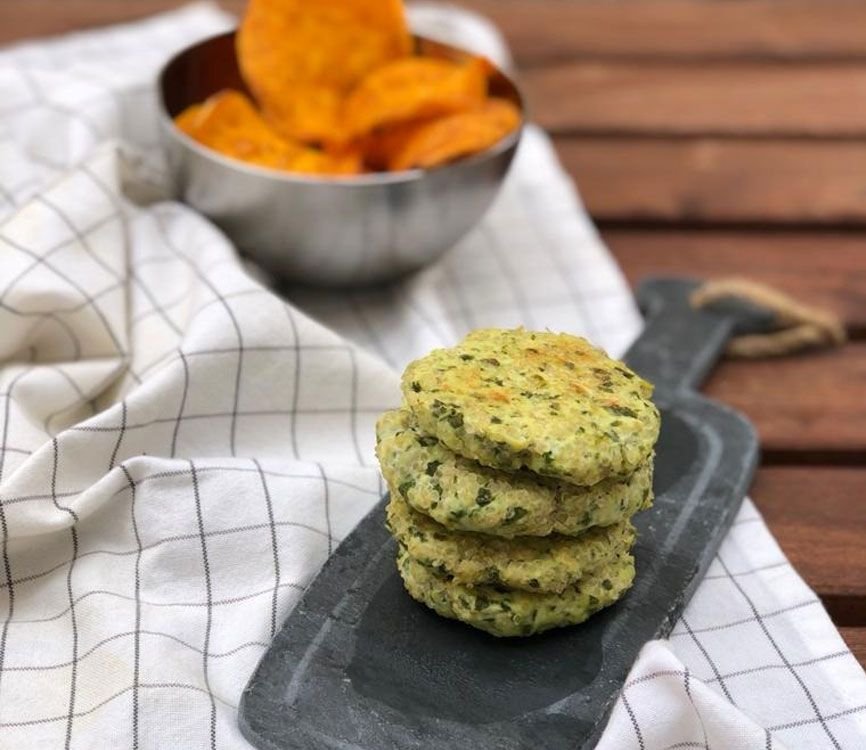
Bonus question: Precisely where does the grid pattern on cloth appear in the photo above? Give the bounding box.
[0,3,864,749]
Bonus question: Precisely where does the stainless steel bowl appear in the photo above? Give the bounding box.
[158,31,523,287]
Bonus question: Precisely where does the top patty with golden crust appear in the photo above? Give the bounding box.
[401,328,660,486]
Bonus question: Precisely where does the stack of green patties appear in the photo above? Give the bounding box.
[375,328,661,637]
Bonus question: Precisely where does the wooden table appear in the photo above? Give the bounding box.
[3,0,865,667]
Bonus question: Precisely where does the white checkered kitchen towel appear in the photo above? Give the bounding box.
[1,3,865,748]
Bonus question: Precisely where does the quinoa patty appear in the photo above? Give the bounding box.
[386,491,635,593]
[376,408,653,538]
[401,328,660,486]
[396,545,635,637]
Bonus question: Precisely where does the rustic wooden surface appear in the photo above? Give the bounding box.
[2,0,864,666]
[843,628,866,666]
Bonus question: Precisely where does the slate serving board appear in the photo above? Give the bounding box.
[239,278,771,750]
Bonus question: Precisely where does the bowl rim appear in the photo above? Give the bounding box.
[157,30,525,187]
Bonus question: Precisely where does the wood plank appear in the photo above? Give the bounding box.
[8,1,866,66]
[555,137,866,225]
[752,468,866,624]
[710,345,866,457]
[0,1,230,44]
[604,228,866,331]
[840,628,866,667]
[609,228,866,454]
[463,0,866,66]
[526,62,866,137]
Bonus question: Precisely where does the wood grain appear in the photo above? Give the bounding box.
[604,228,866,331]
[556,138,866,225]
[752,468,866,618]
[705,345,866,457]
[525,61,866,137]
[8,1,866,65]
[0,0,216,44]
[607,228,866,457]
[463,0,866,65]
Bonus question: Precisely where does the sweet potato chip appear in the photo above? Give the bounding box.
[324,142,366,174]
[174,90,361,176]
[360,119,430,171]
[183,90,275,138]
[283,149,362,176]
[176,90,292,156]
[343,56,490,141]
[174,103,204,135]
[258,88,344,152]
[282,140,366,175]
[388,98,521,171]
[237,0,412,144]
[179,1,518,176]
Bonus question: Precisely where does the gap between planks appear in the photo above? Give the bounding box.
[750,467,866,623]
[609,230,866,455]
[603,227,866,332]
[525,61,866,138]
[703,341,865,454]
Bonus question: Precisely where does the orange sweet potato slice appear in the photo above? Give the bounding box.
[236,0,412,144]
[174,90,361,176]
[174,103,205,135]
[175,90,294,160]
[323,142,366,174]
[342,56,490,142]
[360,120,425,171]
[388,98,521,171]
